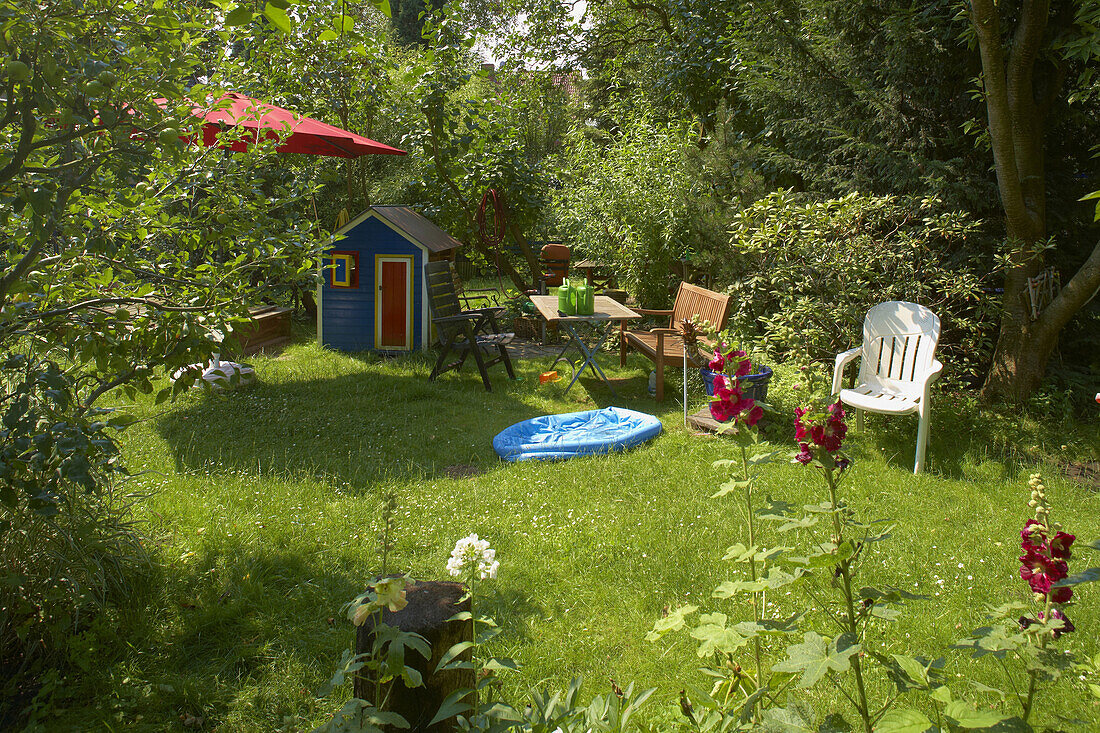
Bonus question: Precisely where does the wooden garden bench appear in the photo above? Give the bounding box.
[619,282,730,401]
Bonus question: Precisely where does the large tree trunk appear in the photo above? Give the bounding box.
[971,0,1051,403]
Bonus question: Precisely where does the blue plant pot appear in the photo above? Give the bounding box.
[701,365,772,403]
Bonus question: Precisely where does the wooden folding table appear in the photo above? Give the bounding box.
[529,295,639,397]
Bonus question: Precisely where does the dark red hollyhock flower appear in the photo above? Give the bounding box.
[1038,608,1075,639]
[1019,548,1068,595]
[1049,531,1075,560]
[1020,519,1046,550]
[1050,585,1073,604]
[1048,608,1075,638]
[794,407,809,442]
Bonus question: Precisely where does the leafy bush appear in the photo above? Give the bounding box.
[0,358,149,718]
[703,190,998,387]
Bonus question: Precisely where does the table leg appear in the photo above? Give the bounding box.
[547,328,580,367]
[560,321,618,398]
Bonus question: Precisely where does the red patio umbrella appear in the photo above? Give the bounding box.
[187,92,405,158]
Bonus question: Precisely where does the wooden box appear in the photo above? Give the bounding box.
[232,305,292,355]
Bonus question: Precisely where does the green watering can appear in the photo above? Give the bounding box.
[574,283,594,315]
[557,278,576,315]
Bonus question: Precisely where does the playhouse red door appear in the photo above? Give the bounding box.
[376,257,412,350]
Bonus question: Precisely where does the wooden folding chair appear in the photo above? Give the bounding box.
[425,261,516,391]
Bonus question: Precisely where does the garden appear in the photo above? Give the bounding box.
[3,1,1100,732]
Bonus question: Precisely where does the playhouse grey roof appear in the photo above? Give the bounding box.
[371,206,464,253]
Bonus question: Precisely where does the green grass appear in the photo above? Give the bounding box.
[40,325,1100,731]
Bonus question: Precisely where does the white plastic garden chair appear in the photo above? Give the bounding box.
[832,301,943,474]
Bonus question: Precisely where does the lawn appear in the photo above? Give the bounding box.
[44,325,1100,732]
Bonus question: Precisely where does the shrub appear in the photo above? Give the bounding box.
[553,116,715,307]
[0,361,149,720]
[704,191,997,387]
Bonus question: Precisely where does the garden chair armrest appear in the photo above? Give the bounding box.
[832,347,862,395]
[462,306,506,318]
[432,312,485,324]
[919,359,945,402]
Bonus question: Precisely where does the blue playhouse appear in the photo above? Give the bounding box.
[318,206,462,352]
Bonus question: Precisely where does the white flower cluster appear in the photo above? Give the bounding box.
[446,533,499,580]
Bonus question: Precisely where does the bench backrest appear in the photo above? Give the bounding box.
[670,282,731,332]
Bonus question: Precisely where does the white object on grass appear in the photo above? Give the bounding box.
[173,353,256,390]
[832,302,943,474]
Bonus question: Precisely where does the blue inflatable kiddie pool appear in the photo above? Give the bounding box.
[493,406,663,462]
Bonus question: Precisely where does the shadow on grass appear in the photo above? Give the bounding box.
[847,390,1098,479]
[164,548,359,678]
[156,357,545,487]
[157,347,665,488]
[113,545,369,729]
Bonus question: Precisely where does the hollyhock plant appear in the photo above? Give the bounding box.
[957,471,1093,726]
[792,400,848,468]
[1018,473,1076,631]
[707,347,762,428]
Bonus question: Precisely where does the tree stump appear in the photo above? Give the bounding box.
[353,580,473,732]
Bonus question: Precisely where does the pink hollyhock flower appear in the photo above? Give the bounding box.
[745,404,764,427]
[1019,549,1068,594]
[709,352,726,372]
[733,352,752,377]
[1050,531,1075,560]
[709,397,737,423]
[795,443,813,465]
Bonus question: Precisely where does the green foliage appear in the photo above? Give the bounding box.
[371,5,564,286]
[553,115,709,306]
[712,190,995,386]
[219,0,410,221]
[0,0,319,708]
[313,578,428,733]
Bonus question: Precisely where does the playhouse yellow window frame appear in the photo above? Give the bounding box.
[330,251,358,288]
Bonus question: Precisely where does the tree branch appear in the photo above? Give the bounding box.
[1035,241,1100,336]
[622,0,680,42]
[0,157,105,303]
[0,85,40,185]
